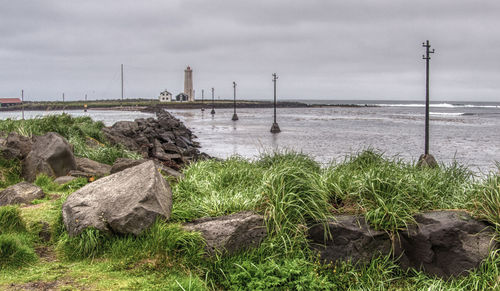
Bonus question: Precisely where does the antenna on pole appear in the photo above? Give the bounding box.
[21,90,24,120]
[121,64,124,108]
[210,87,215,115]
[270,73,281,133]
[232,81,239,121]
[418,40,437,167]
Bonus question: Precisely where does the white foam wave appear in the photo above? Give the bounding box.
[429,112,465,116]
[374,103,499,109]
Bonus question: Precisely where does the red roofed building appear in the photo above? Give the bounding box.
[0,98,22,107]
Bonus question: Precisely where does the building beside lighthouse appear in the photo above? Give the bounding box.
[184,66,194,102]
[158,66,194,102]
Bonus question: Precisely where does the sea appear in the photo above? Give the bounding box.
[1,100,499,174]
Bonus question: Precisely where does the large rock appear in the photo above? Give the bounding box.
[308,215,392,264]
[110,158,147,174]
[75,157,111,177]
[1,132,33,160]
[183,211,267,256]
[62,161,172,236]
[22,132,76,182]
[0,182,44,206]
[394,211,497,278]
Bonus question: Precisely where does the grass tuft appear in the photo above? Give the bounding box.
[0,206,26,234]
[0,233,37,269]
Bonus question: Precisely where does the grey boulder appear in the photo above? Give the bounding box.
[62,161,172,236]
[183,211,267,256]
[54,176,77,185]
[110,158,147,174]
[308,215,392,264]
[75,157,111,177]
[1,132,33,160]
[22,132,76,182]
[394,211,497,278]
[0,182,44,206]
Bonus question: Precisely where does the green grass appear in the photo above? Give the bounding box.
[1,133,500,290]
[0,114,141,165]
[0,157,22,189]
[0,206,26,234]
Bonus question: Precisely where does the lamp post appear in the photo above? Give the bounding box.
[270,73,281,133]
[232,81,239,121]
[211,87,215,115]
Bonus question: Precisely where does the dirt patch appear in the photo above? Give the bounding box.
[34,246,57,262]
[6,278,88,291]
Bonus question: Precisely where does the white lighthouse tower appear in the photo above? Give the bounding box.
[184,66,194,102]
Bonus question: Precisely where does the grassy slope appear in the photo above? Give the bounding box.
[0,115,499,290]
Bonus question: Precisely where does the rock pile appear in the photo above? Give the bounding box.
[102,109,209,170]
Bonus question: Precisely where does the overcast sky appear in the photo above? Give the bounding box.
[1,1,499,102]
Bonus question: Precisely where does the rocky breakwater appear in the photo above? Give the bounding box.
[102,109,208,170]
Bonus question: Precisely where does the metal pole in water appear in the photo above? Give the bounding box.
[84,94,88,112]
[418,40,437,167]
[232,81,238,121]
[270,73,280,133]
[211,87,215,115]
[201,89,205,111]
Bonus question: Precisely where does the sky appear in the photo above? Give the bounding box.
[1,0,500,102]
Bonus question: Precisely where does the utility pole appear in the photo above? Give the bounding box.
[21,90,24,120]
[270,73,281,133]
[201,89,205,111]
[211,87,215,115]
[62,93,65,114]
[121,64,124,108]
[84,94,88,112]
[232,81,239,121]
[418,40,437,167]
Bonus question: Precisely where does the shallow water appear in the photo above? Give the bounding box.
[1,103,499,174]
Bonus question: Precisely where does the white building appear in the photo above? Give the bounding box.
[159,90,172,102]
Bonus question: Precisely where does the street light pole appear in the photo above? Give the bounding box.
[270,73,281,133]
[232,81,238,121]
[201,89,205,111]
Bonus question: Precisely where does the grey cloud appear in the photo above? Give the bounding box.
[0,0,499,101]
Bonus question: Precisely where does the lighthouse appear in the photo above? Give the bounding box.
[184,66,194,102]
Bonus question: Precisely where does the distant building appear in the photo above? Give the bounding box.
[159,90,172,102]
[184,66,194,102]
[175,93,189,102]
[0,98,22,107]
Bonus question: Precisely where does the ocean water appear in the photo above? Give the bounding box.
[169,101,500,174]
[1,101,499,174]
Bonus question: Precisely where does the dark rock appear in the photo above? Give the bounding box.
[35,221,51,242]
[159,165,184,179]
[417,154,438,168]
[308,215,392,264]
[394,211,497,278]
[1,132,33,160]
[62,161,172,236]
[75,157,111,177]
[68,170,93,178]
[0,182,44,206]
[110,158,148,174]
[22,132,76,182]
[183,211,267,256]
[54,176,77,185]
